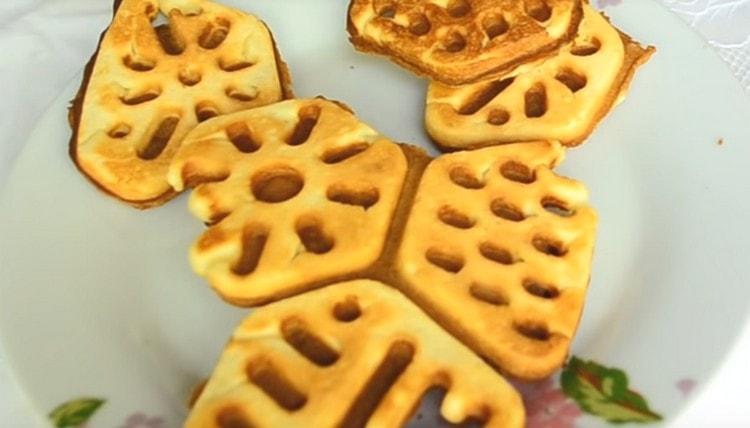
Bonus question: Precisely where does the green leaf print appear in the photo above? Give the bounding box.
[561,357,662,424]
[49,398,105,428]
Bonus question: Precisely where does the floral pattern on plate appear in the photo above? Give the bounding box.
[50,356,670,427]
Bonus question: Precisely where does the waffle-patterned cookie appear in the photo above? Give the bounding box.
[168,99,414,306]
[69,0,293,208]
[185,280,525,428]
[347,0,584,85]
[425,4,654,149]
[396,141,597,380]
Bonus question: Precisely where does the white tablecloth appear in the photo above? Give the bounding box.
[0,0,748,426]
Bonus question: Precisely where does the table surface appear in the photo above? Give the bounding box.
[1,0,749,426]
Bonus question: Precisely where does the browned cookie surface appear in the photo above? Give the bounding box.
[348,0,583,85]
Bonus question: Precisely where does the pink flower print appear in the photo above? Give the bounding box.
[512,377,583,428]
[676,378,697,398]
[119,412,165,428]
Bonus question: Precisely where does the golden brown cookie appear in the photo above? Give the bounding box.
[69,0,293,208]
[396,141,597,380]
[347,0,584,85]
[168,99,415,306]
[425,4,654,149]
[185,280,525,428]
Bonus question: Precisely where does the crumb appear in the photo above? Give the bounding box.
[717,138,724,146]
[349,65,355,70]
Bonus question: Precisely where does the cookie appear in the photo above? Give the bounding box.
[69,0,293,208]
[395,141,597,379]
[425,4,654,149]
[347,0,583,85]
[168,98,421,306]
[185,280,524,428]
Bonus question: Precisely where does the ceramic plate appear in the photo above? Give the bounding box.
[2,1,750,427]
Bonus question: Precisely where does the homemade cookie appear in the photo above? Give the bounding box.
[347,0,584,85]
[69,0,292,208]
[425,4,654,149]
[185,280,525,428]
[168,99,416,306]
[396,141,597,380]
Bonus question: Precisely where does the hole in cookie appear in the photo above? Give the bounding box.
[514,321,550,341]
[479,242,514,265]
[555,68,587,93]
[571,38,601,56]
[154,22,185,55]
[470,283,509,306]
[376,2,397,18]
[195,101,219,122]
[182,171,230,189]
[107,123,131,139]
[225,86,258,102]
[123,55,155,72]
[226,122,261,153]
[232,226,268,275]
[121,89,161,106]
[327,184,379,209]
[408,13,431,36]
[490,199,525,222]
[178,68,202,86]
[425,247,464,273]
[447,0,471,18]
[525,0,552,22]
[523,279,560,299]
[487,109,510,125]
[443,31,467,53]
[219,59,254,72]
[288,105,321,146]
[406,386,488,427]
[532,236,568,257]
[542,196,575,217]
[500,161,536,184]
[524,83,548,118]
[281,317,340,367]
[340,341,414,428]
[139,116,179,160]
[207,212,230,227]
[459,78,515,115]
[251,167,304,203]
[199,17,231,49]
[144,3,157,17]
[483,14,509,39]
[438,205,475,229]
[321,143,370,164]
[246,358,307,411]
[449,166,485,189]
[215,406,254,428]
[296,216,334,254]
[333,297,361,322]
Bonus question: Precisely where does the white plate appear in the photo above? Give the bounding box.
[1,1,750,427]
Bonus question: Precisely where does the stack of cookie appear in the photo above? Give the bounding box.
[348,0,654,148]
[67,0,652,426]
